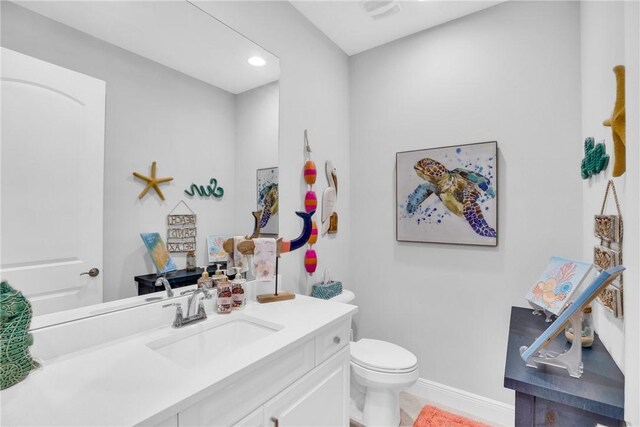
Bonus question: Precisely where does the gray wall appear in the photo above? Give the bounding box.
[235,82,280,236]
[349,1,582,405]
[202,2,351,295]
[2,2,237,301]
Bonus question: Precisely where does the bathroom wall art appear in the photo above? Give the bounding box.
[396,141,497,246]
[257,167,279,235]
[184,178,224,199]
[140,232,177,273]
[603,65,625,177]
[166,201,196,253]
[581,137,609,179]
[132,161,173,201]
[302,130,318,274]
[207,235,228,263]
[592,180,623,317]
[322,161,338,235]
[525,256,593,316]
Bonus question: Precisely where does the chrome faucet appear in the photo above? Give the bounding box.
[155,276,173,298]
[163,288,211,328]
[186,288,211,318]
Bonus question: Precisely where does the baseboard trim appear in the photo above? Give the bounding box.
[408,378,515,426]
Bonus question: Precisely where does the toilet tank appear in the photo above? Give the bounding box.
[330,290,355,304]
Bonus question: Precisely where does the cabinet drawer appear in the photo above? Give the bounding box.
[315,318,350,365]
[179,339,315,426]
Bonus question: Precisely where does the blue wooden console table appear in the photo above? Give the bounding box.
[504,306,624,426]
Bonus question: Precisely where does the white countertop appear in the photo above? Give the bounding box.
[1,295,357,426]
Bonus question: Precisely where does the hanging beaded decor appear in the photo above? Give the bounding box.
[303,130,318,275]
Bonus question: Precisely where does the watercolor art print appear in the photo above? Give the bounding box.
[525,257,593,316]
[396,141,498,246]
[207,235,228,263]
[257,167,279,235]
[140,232,177,274]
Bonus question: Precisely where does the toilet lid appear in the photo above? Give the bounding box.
[350,339,417,373]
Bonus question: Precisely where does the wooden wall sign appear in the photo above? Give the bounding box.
[167,201,197,253]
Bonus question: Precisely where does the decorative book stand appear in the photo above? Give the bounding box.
[520,309,584,378]
[519,266,624,379]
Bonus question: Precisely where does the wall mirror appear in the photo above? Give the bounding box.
[0,1,280,325]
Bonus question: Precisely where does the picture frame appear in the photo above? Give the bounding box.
[207,235,228,263]
[140,232,177,274]
[396,141,498,246]
[257,167,279,236]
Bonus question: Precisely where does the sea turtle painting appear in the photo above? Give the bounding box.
[407,157,496,238]
[258,183,279,229]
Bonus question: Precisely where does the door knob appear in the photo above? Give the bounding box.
[80,268,100,277]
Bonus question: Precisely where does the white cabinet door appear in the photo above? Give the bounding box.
[0,48,106,315]
[263,347,350,427]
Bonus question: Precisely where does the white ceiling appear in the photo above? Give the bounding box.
[13,1,280,94]
[290,0,507,56]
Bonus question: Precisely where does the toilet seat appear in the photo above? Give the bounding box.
[350,339,417,374]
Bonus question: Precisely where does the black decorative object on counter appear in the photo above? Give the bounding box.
[135,264,226,295]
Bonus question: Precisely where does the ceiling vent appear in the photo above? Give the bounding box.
[359,0,401,20]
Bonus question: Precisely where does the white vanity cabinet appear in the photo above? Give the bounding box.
[179,319,351,427]
[260,347,350,427]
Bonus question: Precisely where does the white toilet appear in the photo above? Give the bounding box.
[330,290,419,427]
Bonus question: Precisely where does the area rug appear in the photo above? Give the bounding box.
[412,405,490,427]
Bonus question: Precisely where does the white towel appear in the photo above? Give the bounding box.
[227,236,249,274]
[252,238,277,281]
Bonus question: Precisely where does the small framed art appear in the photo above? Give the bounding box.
[396,141,498,246]
[257,167,279,235]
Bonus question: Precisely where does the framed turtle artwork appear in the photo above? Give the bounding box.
[257,167,279,236]
[396,141,498,246]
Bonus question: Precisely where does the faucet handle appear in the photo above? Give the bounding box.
[163,303,184,328]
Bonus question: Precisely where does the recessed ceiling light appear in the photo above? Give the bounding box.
[248,56,266,67]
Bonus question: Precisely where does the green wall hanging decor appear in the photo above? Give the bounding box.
[581,137,609,179]
[1,281,35,390]
[184,178,224,199]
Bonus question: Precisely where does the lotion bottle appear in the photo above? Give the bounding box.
[217,276,232,314]
[197,269,213,289]
[211,264,225,288]
[231,266,246,309]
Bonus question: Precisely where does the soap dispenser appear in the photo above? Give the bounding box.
[211,264,225,288]
[197,269,213,289]
[230,266,246,309]
[217,275,233,314]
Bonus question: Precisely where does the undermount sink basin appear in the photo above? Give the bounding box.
[147,315,282,368]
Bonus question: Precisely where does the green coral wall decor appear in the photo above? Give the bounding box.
[581,137,609,179]
[1,281,34,390]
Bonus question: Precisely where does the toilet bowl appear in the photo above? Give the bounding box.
[329,290,419,427]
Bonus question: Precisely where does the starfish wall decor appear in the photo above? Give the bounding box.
[603,65,625,177]
[133,161,173,201]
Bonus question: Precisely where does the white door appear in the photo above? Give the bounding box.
[0,48,106,316]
